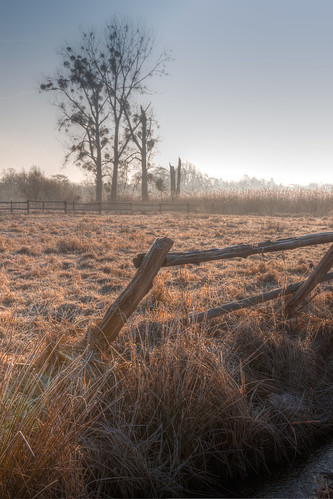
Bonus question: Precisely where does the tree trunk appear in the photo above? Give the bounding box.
[141,107,149,202]
[110,161,118,201]
[94,112,103,203]
[176,157,181,197]
[111,123,119,201]
[96,168,103,203]
[169,163,176,200]
[95,141,103,203]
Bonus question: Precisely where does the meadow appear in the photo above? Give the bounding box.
[1,212,333,497]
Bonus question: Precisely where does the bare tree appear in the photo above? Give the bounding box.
[40,34,110,202]
[176,157,182,197]
[94,19,170,201]
[124,104,159,201]
[169,162,176,200]
[41,19,170,202]
[169,158,181,199]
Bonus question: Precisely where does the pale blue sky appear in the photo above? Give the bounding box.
[1,0,333,185]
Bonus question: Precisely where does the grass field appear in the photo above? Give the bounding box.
[1,212,333,497]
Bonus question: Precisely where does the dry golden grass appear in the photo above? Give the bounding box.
[179,187,333,216]
[0,213,333,497]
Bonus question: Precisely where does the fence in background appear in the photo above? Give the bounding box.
[0,200,194,215]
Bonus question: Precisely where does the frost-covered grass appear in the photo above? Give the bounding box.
[0,213,333,497]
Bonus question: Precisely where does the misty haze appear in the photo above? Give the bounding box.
[1,2,333,498]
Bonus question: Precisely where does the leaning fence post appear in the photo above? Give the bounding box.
[86,237,174,351]
[285,244,333,316]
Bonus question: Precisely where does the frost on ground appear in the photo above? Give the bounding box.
[0,213,333,498]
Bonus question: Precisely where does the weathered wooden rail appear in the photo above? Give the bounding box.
[133,232,333,267]
[87,231,333,350]
[188,270,333,324]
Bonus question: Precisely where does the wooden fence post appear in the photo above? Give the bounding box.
[27,200,30,215]
[87,237,174,351]
[10,201,13,214]
[64,200,67,214]
[285,244,333,316]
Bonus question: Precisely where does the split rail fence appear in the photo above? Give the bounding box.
[87,231,333,351]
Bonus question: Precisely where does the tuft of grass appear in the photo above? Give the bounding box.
[1,305,333,497]
[57,236,92,254]
[0,333,121,499]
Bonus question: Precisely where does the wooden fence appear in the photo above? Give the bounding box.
[0,200,193,215]
[87,231,333,351]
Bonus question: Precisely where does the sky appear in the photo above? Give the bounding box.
[1,0,333,186]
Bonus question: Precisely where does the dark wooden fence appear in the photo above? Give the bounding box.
[0,200,193,215]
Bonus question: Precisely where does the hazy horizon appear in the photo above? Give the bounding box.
[1,0,333,187]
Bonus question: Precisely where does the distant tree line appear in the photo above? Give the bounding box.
[2,164,330,203]
[0,167,82,202]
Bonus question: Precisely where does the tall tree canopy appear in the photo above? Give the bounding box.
[41,18,170,201]
[41,34,110,202]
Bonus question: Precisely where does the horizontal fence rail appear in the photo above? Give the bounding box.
[134,231,333,268]
[0,200,194,215]
[187,271,333,324]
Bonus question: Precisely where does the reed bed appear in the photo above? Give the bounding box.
[0,213,333,497]
[179,187,333,216]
